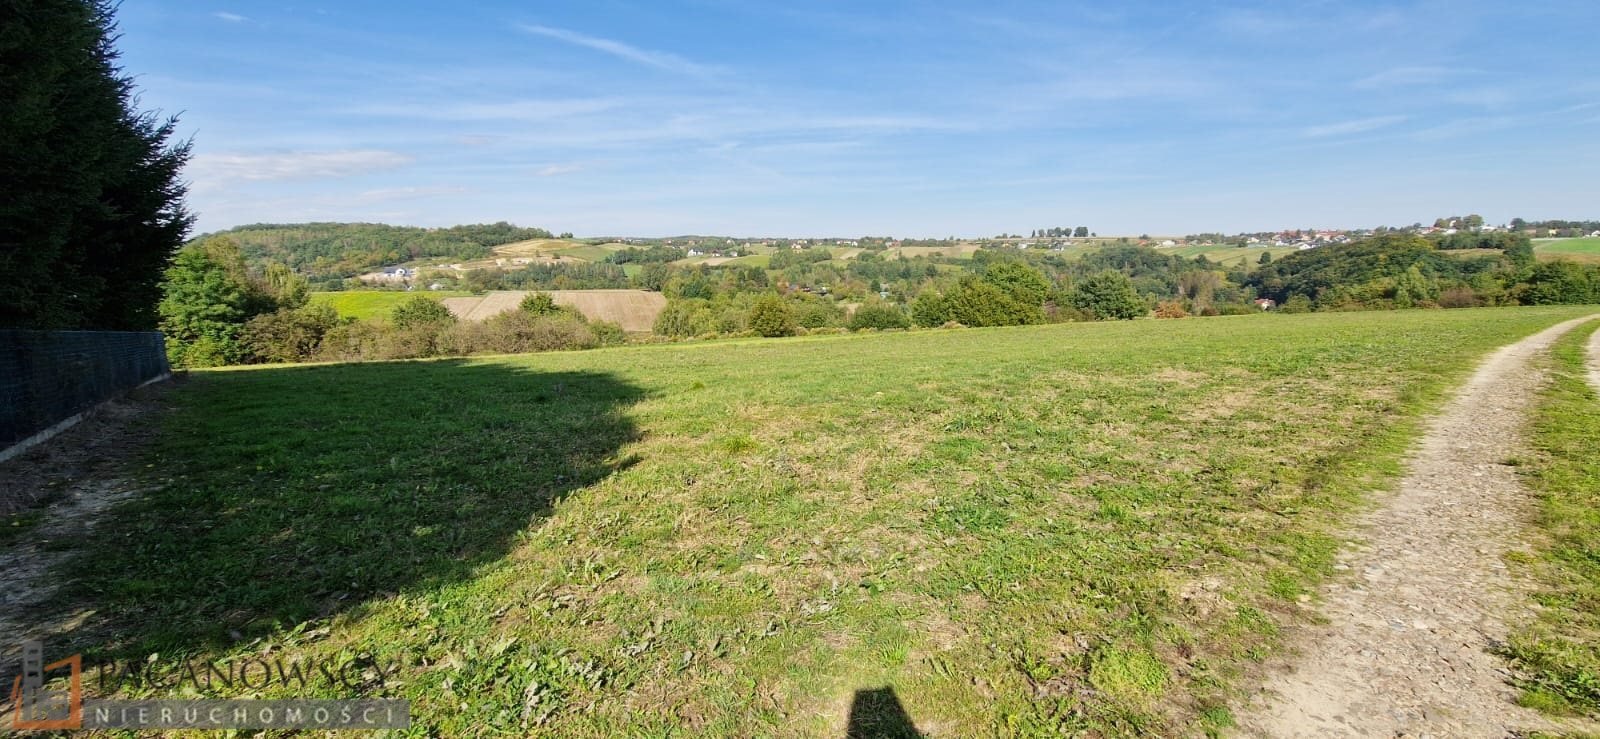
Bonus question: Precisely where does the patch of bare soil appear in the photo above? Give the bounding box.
[1589,324,1600,394]
[1234,316,1600,737]
[0,382,174,646]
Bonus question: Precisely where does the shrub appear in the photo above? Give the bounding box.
[1280,295,1314,313]
[390,295,456,328]
[748,294,796,337]
[1069,271,1146,320]
[943,278,1042,327]
[981,261,1052,305]
[654,300,707,337]
[519,292,559,315]
[1154,301,1189,319]
[795,300,846,329]
[442,312,599,355]
[240,304,340,363]
[911,291,950,327]
[589,321,629,347]
[316,319,438,362]
[849,304,912,331]
[1438,286,1484,309]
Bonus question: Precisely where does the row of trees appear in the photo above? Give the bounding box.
[604,245,686,264]
[1031,227,1091,238]
[204,222,555,281]
[157,237,626,367]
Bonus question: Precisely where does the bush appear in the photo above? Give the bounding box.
[849,304,912,331]
[942,278,1042,327]
[390,295,456,328]
[589,321,629,347]
[748,294,796,337]
[795,300,846,329]
[1154,300,1189,319]
[1280,295,1314,313]
[1069,271,1146,320]
[654,300,706,337]
[445,311,599,354]
[981,261,1052,305]
[519,292,559,315]
[316,319,439,362]
[1438,286,1484,309]
[911,291,950,327]
[240,304,339,363]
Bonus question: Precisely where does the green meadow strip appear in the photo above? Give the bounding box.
[1502,319,1600,719]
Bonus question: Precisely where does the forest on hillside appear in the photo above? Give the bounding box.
[195,222,553,283]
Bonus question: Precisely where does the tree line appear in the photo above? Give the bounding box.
[202,222,556,284]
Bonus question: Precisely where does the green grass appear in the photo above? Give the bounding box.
[37,306,1600,736]
[1158,244,1301,269]
[1502,319,1600,718]
[311,290,471,320]
[552,245,618,262]
[1536,237,1600,264]
[727,254,772,268]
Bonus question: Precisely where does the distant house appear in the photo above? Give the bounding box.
[1159,239,1177,247]
[1255,298,1276,310]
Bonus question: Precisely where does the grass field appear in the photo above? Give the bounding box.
[552,244,618,262]
[311,290,471,320]
[1504,319,1600,717]
[1535,237,1600,263]
[1156,244,1301,269]
[888,244,983,260]
[43,307,1598,735]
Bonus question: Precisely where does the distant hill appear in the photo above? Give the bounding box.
[1247,233,1522,305]
[190,222,554,282]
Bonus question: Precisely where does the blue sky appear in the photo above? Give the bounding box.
[118,1,1600,237]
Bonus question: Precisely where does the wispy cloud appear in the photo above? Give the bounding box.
[516,24,717,77]
[356,98,625,122]
[353,186,466,204]
[189,150,413,182]
[535,163,582,177]
[1213,9,1302,36]
[1353,66,1467,90]
[1302,115,1408,138]
[212,11,248,23]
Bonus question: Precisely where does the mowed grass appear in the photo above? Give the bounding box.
[45,307,1600,736]
[1503,319,1600,718]
[1536,237,1600,264]
[1157,244,1300,269]
[311,290,471,320]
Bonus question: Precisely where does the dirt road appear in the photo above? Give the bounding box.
[1236,316,1600,737]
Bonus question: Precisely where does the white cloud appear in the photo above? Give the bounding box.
[212,12,248,23]
[535,164,582,177]
[1302,115,1407,138]
[189,150,413,182]
[1353,66,1466,90]
[516,24,717,77]
[358,98,624,122]
[352,186,467,204]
